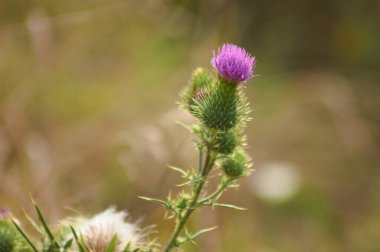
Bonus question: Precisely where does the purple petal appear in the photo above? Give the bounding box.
[211,44,256,83]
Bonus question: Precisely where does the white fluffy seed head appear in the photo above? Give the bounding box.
[68,207,144,252]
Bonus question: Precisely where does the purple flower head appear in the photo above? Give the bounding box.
[211,44,256,83]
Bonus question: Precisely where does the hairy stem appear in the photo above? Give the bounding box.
[198,178,232,205]
[163,132,217,252]
[197,146,203,174]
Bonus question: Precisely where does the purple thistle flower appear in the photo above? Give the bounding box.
[211,43,256,84]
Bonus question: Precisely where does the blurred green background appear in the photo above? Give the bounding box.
[0,0,379,251]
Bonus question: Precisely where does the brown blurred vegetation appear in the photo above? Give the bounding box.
[0,0,379,251]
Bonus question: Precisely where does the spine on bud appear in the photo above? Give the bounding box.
[212,130,239,155]
[221,150,251,179]
[181,68,212,115]
[196,79,239,130]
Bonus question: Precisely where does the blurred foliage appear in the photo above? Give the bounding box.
[0,0,379,251]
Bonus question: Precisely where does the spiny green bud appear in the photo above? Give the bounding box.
[191,124,202,135]
[191,68,212,90]
[0,221,15,252]
[213,130,239,155]
[221,151,250,178]
[195,79,249,131]
[200,80,237,130]
[0,210,27,252]
[176,193,191,209]
[181,68,212,114]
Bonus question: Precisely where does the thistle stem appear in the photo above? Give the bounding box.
[198,146,203,174]
[164,140,217,252]
[198,178,232,204]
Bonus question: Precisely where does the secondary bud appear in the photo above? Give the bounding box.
[181,68,212,115]
[213,130,239,155]
[199,79,239,130]
[221,151,250,178]
[176,193,191,210]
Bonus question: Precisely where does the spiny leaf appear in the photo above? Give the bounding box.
[31,199,59,249]
[189,226,218,240]
[79,234,90,252]
[177,226,218,247]
[175,121,193,132]
[63,238,73,251]
[11,218,38,252]
[47,243,59,252]
[138,196,171,209]
[167,165,188,177]
[22,208,44,234]
[176,180,192,187]
[70,226,86,252]
[122,242,131,252]
[204,202,247,210]
[105,235,118,252]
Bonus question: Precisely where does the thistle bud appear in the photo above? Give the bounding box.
[213,130,239,155]
[0,211,24,252]
[221,151,250,178]
[176,193,191,210]
[191,68,212,90]
[181,68,212,114]
[197,79,241,130]
[0,229,14,252]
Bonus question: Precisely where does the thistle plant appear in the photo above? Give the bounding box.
[7,43,256,252]
[142,43,256,252]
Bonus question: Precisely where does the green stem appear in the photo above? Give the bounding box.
[163,136,217,252]
[197,146,203,174]
[198,178,232,205]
